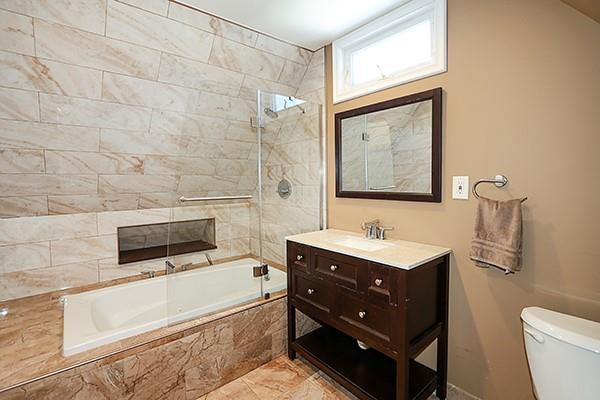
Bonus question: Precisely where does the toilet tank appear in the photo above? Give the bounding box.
[521,307,600,400]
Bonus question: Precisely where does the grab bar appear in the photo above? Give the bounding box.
[179,195,252,202]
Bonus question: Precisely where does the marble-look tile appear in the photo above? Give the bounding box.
[97,208,170,235]
[177,175,238,193]
[158,53,243,97]
[144,155,215,175]
[209,36,285,82]
[0,241,50,273]
[106,1,214,62]
[238,75,297,101]
[309,48,325,67]
[48,194,140,214]
[0,261,98,301]
[0,196,48,218]
[100,129,187,156]
[296,63,325,98]
[45,150,144,175]
[277,60,308,88]
[0,149,44,173]
[150,109,227,139]
[167,3,257,47]
[0,0,107,35]
[0,50,102,99]
[99,174,178,194]
[102,72,195,113]
[116,0,168,16]
[0,174,97,196]
[203,378,259,400]
[241,356,312,399]
[255,34,312,65]
[171,205,231,223]
[0,212,98,245]
[40,93,152,130]
[0,120,100,151]
[0,87,39,121]
[0,9,34,56]
[34,19,161,79]
[50,234,116,266]
[190,91,255,122]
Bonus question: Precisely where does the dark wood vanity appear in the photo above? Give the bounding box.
[286,239,450,400]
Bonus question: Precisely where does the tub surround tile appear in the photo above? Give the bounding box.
[158,53,244,97]
[116,0,169,16]
[0,149,45,173]
[97,208,170,235]
[238,75,297,101]
[209,36,285,82]
[0,50,103,99]
[45,150,144,175]
[144,155,215,176]
[106,1,214,62]
[0,213,98,245]
[0,120,100,151]
[99,174,178,194]
[0,196,48,218]
[150,109,228,139]
[277,60,308,89]
[296,62,326,98]
[48,194,140,215]
[40,93,152,130]
[254,34,312,65]
[0,0,107,35]
[0,9,34,56]
[0,242,51,273]
[167,3,258,47]
[189,91,255,122]
[0,174,97,196]
[0,87,39,121]
[34,19,161,79]
[50,235,116,266]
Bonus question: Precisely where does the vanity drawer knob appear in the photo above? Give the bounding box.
[296,255,304,261]
[374,278,383,287]
[330,264,339,272]
[358,311,367,319]
[307,288,315,295]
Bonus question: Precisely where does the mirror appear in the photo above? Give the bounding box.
[335,88,442,202]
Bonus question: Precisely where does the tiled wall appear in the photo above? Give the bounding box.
[0,0,325,300]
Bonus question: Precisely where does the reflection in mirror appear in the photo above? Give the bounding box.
[336,88,441,202]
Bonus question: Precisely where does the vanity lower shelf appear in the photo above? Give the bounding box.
[292,326,437,400]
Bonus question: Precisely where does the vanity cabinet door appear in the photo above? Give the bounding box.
[311,248,367,291]
[287,241,310,274]
[367,262,399,305]
[336,291,394,349]
[291,272,332,320]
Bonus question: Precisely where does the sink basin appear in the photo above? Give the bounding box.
[330,236,391,252]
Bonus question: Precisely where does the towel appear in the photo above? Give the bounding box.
[470,196,523,274]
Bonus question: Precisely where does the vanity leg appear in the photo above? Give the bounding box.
[287,301,296,360]
[396,357,409,400]
[436,257,450,399]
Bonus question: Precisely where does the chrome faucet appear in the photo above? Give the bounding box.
[165,260,176,275]
[361,219,380,239]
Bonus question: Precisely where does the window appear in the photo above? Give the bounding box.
[333,0,446,103]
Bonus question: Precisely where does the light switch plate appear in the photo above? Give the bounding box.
[452,176,469,200]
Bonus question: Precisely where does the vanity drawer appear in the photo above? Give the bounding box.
[336,292,393,348]
[291,273,332,319]
[367,262,398,305]
[287,241,310,274]
[311,248,367,291]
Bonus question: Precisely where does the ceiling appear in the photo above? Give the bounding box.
[178,0,408,50]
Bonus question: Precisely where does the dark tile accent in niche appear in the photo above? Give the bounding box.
[117,218,217,264]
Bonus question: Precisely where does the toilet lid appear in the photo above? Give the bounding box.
[521,307,600,354]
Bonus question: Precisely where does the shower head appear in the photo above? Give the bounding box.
[263,107,278,119]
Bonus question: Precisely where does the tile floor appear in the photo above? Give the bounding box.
[198,356,455,400]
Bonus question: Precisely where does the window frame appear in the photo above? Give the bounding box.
[332,0,447,103]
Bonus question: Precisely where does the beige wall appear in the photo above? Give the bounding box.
[325,1,600,399]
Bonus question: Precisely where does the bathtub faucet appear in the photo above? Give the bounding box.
[165,260,176,275]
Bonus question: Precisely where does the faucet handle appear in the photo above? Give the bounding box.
[377,227,394,240]
[361,219,380,230]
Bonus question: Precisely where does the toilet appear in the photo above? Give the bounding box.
[521,307,600,400]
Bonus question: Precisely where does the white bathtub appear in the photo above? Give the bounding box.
[63,258,286,356]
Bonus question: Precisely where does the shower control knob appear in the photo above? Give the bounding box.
[296,255,304,261]
[358,311,367,319]
[374,278,383,287]
[330,264,339,272]
[307,288,315,295]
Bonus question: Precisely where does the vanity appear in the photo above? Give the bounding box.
[286,229,451,400]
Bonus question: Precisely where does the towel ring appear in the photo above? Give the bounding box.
[472,175,527,202]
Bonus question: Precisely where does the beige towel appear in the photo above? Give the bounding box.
[470,196,523,274]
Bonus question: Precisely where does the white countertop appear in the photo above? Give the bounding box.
[286,229,451,270]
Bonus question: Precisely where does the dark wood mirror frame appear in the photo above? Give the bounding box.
[335,87,442,202]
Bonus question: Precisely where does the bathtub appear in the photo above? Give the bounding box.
[63,258,286,356]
